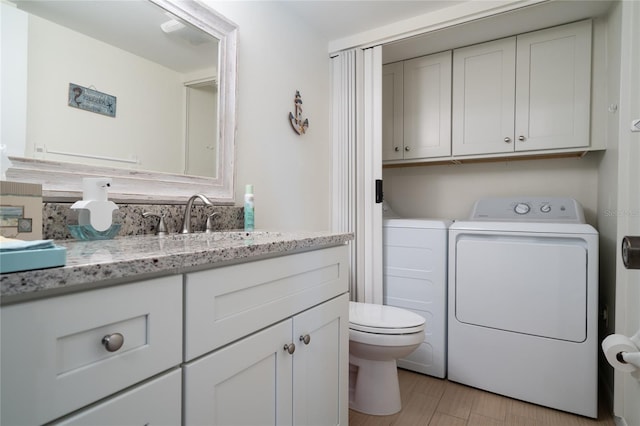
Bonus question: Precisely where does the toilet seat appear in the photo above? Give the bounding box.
[349,302,425,334]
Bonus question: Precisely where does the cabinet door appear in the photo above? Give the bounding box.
[382,62,404,161]
[403,51,452,159]
[183,320,293,426]
[293,294,349,426]
[515,20,592,151]
[452,37,516,156]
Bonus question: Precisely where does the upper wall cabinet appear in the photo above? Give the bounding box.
[382,62,404,161]
[383,51,452,161]
[452,20,592,156]
[452,37,516,156]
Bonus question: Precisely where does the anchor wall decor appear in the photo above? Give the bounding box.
[289,90,309,135]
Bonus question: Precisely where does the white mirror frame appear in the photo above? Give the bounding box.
[6,0,237,204]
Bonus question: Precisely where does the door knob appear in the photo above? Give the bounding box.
[622,236,640,269]
[299,334,311,345]
[284,342,296,354]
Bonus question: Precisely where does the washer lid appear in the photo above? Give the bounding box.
[349,302,425,334]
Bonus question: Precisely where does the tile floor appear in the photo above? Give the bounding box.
[349,369,615,426]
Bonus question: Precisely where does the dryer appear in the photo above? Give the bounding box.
[448,197,598,418]
[383,218,451,378]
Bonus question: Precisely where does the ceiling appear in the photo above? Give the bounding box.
[12,0,615,70]
[382,0,614,63]
[280,0,464,40]
[11,0,466,73]
[11,0,218,74]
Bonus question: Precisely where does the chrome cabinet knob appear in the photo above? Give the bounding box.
[504,137,512,143]
[299,334,311,345]
[284,343,296,354]
[518,135,526,141]
[102,333,124,352]
[394,147,400,152]
[404,146,410,152]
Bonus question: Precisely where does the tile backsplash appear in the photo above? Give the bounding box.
[43,203,244,240]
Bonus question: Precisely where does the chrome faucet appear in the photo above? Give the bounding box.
[181,193,214,233]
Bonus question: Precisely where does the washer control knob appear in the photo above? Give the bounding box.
[540,204,552,213]
[514,203,530,215]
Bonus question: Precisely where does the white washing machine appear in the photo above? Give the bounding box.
[448,197,598,418]
[383,218,451,378]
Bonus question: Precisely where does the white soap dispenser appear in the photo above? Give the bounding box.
[69,178,120,239]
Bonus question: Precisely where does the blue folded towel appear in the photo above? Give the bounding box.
[0,239,55,252]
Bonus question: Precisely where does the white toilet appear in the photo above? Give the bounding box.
[348,301,426,415]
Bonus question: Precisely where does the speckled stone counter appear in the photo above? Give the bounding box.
[43,203,244,239]
[0,231,353,305]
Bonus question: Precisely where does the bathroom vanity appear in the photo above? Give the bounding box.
[0,231,352,425]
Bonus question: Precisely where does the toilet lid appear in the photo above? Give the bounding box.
[349,302,425,334]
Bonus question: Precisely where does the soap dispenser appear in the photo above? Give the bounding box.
[68,178,121,240]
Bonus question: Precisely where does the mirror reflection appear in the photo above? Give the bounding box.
[6,0,220,178]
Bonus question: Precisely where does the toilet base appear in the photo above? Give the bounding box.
[349,354,402,416]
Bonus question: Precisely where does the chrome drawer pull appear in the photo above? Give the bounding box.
[299,334,311,345]
[102,333,124,352]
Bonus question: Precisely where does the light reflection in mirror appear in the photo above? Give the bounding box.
[3,0,238,203]
[9,0,219,178]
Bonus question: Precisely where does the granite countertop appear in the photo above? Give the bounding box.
[0,230,353,305]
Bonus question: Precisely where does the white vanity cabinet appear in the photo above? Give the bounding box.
[383,51,452,161]
[0,240,350,426]
[184,294,348,426]
[0,275,183,425]
[452,20,592,156]
[183,245,349,426]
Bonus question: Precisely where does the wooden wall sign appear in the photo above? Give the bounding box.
[68,83,117,117]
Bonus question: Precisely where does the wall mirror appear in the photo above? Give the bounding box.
[3,0,237,204]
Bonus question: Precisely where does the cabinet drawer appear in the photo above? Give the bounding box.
[184,245,349,360]
[0,276,182,426]
[56,368,181,425]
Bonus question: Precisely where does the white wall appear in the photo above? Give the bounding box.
[383,155,601,225]
[24,13,185,173]
[0,3,28,169]
[206,1,332,231]
[612,1,640,423]
[596,1,622,410]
